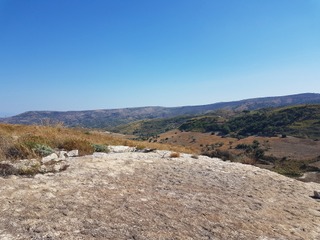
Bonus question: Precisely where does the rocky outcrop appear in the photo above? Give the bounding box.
[0,148,320,239]
[0,150,79,177]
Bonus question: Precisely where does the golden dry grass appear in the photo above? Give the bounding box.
[169,152,180,158]
[0,124,194,161]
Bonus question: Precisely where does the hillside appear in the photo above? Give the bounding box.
[114,104,320,140]
[1,93,320,128]
[179,104,320,139]
[1,149,320,239]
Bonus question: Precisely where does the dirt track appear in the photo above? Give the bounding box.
[1,150,320,239]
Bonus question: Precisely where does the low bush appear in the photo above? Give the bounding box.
[92,144,109,153]
[33,144,55,157]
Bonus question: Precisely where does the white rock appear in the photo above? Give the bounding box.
[42,153,58,163]
[67,150,79,157]
[59,151,68,159]
[108,145,135,153]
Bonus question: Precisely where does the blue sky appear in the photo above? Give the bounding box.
[0,0,319,116]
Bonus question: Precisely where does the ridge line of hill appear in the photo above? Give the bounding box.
[1,93,319,129]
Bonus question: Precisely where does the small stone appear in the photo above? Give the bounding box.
[67,150,79,157]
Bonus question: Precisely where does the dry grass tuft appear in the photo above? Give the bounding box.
[170,152,180,158]
[59,138,94,156]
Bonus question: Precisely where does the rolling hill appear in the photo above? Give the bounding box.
[1,93,320,129]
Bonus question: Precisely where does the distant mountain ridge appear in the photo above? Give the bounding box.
[1,93,320,128]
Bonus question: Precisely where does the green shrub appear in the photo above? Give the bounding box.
[92,144,109,153]
[33,144,55,157]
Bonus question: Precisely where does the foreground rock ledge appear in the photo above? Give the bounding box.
[0,150,320,240]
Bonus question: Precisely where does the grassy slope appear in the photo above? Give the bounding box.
[113,104,320,140]
[0,123,194,162]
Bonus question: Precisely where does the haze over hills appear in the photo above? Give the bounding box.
[1,93,320,129]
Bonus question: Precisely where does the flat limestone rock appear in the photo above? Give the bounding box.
[0,150,320,239]
[67,150,79,157]
[108,145,135,153]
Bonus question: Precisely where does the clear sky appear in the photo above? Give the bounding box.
[0,0,319,116]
